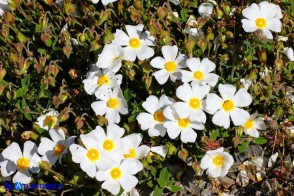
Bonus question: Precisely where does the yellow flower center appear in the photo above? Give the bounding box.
[86,148,100,162]
[129,38,141,48]
[97,75,109,86]
[244,119,254,129]
[212,155,224,167]
[178,118,190,128]
[255,18,267,29]
[164,61,177,72]
[222,100,234,112]
[43,116,57,127]
[110,167,122,180]
[17,157,30,170]
[107,98,119,109]
[189,98,201,110]
[153,110,165,123]
[103,140,115,151]
[54,144,65,155]
[124,148,137,159]
[193,70,204,80]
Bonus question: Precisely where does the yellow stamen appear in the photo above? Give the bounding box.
[86,148,100,162]
[164,61,177,72]
[107,98,119,109]
[43,116,57,127]
[97,75,109,86]
[222,100,234,112]
[124,148,137,159]
[129,38,141,48]
[17,157,30,170]
[54,144,65,155]
[189,98,201,109]
[193,70,204,80]
[178,118,189,128]
[212,155,224,166]
[154,110,165,122]
[103,140,115,151]
[244,119,254,129]
[255,18,267,29]
[110,167,122,180]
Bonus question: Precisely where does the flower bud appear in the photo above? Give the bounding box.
[215,6,224,19]
[0,68,7,81]
[130,6,141,22]
[275,58,283,70]
[134,0,143,10]
[185,38,196,53]
[63,45,72,59]
[221,2,231,15]
[157,6,167,20]
[0,85,5,95]
[90,39,102,51]
[192,162,201,175]
[75,116,84,130]
[178,148,188,162]
[259,50,267,62]
[225,31,233,39]
[197,38,207,53]
[98,10,111,26]
[3,11,15,23]
[236,127,244,137]
[64,3,76,16]
[6,90,16,101]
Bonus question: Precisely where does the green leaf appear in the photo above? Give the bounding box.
[167,185,181,192]
[153,185,163,196]
[210,130,219,139]
[24,113,32,121]
[253,137,267,145]
[159,167,171,182]
[237,141,250,153]
[16,88,25,98]
[21,75,30,88]
[35,24,42,33]
[123,88,132,101]
[157,178,167,189]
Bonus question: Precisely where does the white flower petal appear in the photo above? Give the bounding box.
[126,24,144,39]
[113,29,130,46]
[102,179,120,195]
[241,19,258,32]
[233,88,252,107]
[212,110,230,128]
[80,161,96,178]
[267,18,282,32]
[2,143,22,164]
[261,28,273,39]
[180,128,197,143]
[137,113,155,130]
[120,175,138,193]
[1,160,16,177]
[152,69,169,85]
[150,146,167,158]
[242,3,259,21]
[219,84,236,100]
[150,57,166,69]
[136,45,154,60]
[162,45,178,61]
[142,95,159,114]
[91,101,108,116]
[49,129,65,143]
[123,46,137,62]
[176,83,192,102]
[230,108,250,126]
[13,170,31,184]
[164,122,181,139]
[205,93,223,114]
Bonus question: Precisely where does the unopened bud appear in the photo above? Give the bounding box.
[98,10,111,26]
[130,6,141,22]
[17,32,27,43]
[236,127,244,137]
[0,68,7,81]
[157,6,167,20]
[197,39,207,53]
[64,3,76,16]
[216,7,224,19]
[275,58,283,70]
[0,85,5,95]
[259,50,267,62]
[178,148,188,162]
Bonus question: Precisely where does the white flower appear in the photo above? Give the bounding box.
[151,45,187,84]
[240,78,252,90]
[121,133,150,173]
[150,146,167,158]
[122,188,140,196]
[112,24,155,62]
[1,141,41,184]
[198,3,214,18]
[136,94,174,137]
[91,0,117,6]
[206,84,252,129]
[242,113,266,138]
[268,152,278,167]
[36,109,59,130]
[181,57,219,87]
[69,133,113,178]
[241,1,282,39]
[163,106,204,143]
[88,124,125,163]
[96,159,139,195]
[96,44,124,73]
[91,87,128,124]
[0,153,11,181]
[174,83,210,123]
[38,129,76,165]
[170,0,180,5]
[0,0,9,16]
[83,65,122,98]
[284,47,294,61]
[184,15,204,37]
[200,147,234,178]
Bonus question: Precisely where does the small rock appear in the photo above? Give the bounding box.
[219,176,235,189]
